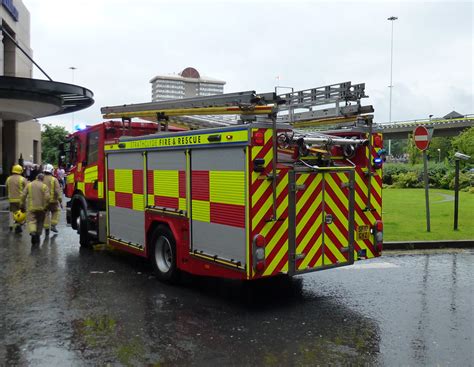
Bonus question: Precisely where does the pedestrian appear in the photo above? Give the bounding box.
[57,166,66,188]
[21,173,50,244]
[42,164,62,235]
[5,164,28,233]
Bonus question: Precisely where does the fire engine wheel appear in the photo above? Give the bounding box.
[150,226,179,282]
[78,207,90,247]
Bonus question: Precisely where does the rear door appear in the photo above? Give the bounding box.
[289,169,354,273]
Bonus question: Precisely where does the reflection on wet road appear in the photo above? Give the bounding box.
[1,212,472,366]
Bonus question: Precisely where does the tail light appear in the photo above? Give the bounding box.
[252,131,265,146]
[253,234,266,272]
[373,220,383,253]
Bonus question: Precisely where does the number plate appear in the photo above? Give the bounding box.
[357,225,371,240]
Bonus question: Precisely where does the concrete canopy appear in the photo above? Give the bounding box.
[0,76,94,122]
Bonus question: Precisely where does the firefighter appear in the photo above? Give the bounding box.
[5,164,28,233]
[21,173,50,244]
[43,163,62,234]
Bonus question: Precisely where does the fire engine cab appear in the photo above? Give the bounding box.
[63,82,384,282]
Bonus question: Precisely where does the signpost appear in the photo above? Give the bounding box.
[414,125,433,232]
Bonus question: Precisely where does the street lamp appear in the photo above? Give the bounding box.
[387,16,398,156]
[437,148,441,163]
[69,67,77,131]
[69,66,77,84]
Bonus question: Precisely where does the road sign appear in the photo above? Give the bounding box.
[414,125,431,151]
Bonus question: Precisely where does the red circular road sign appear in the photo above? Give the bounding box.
[414,125,431,151]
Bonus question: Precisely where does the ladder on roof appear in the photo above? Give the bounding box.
[277,82,373,126]
[100,82,373,130]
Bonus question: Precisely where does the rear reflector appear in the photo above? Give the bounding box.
[375,220,383,232]
[255,261,265,272]
[253,131,265,146]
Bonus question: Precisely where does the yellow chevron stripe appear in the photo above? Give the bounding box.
[295,194,322,253]
[262,218,288,254]
[324,175,349,227]
[252,172,287,229]
[299,223,323,270]
[297,212,323,268]
[251,129,273,160]
[263,239,288,276]
[324,238,347,264]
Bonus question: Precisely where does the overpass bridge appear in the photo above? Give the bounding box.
[376,115,473,139]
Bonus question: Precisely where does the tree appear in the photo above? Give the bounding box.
[427,136,452,163]
[451,127,474,163]
[41,124,69,165]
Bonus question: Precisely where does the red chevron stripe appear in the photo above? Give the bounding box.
[296,177,321,224]
[296,174,316,201]
[299,224,323,267]
[307,245,323,268]
[272,253,289,275]
[324,180,349,218]
[295,179,323,241]
[253,185,289,235]
[251,183,273,217]
[252,171,289,233]
[324,205,349,238]
[325,226,348,260]
[296,200,323,246]
[324,245,338,264]
[265,233,288,266]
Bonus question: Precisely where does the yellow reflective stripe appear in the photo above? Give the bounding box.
[109,191,116,207]
[114,169,133,193]
[28,184,32,210]
[210,171,244,205]
[132,194,144,211]
[179,198,187,211]
[192,200,210,222]
[84,165,99,183]
[153,170,178,197]
[67,175,74,184]
[98,181,104,198]
[77,182,85,193]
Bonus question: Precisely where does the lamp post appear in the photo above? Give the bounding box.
[69,67,77,131]
[437,148,441,163]
[387,16,398,156]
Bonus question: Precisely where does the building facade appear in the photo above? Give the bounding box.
[1,0,41,179]
[150,67,225,101]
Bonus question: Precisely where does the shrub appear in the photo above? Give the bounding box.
[392,171,422,188]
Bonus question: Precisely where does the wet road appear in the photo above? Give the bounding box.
[1,211,473,366]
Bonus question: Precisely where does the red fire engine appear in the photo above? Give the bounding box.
[63,82,384,282]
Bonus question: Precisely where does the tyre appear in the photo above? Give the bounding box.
[78,207,90,247]
[149,225,179,283]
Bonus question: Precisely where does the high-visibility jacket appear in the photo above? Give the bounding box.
[43,174,62,203]
[5,174,27,203]
[21,180,50,212]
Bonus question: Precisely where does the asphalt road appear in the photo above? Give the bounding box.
[0,211,473,366]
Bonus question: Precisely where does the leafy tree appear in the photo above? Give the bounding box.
[407,133,421,165]
[41,124,69,165]
[427,136,452,163]
[451,127,474,163]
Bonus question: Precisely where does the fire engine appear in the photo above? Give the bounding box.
[63,82,384,282]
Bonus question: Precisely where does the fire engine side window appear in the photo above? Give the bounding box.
[87,130,100,164]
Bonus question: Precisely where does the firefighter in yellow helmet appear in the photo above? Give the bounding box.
[42,163,63,235]
[5,164,27,233]
[21,173,50,244]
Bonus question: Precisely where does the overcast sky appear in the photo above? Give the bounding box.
[24,0,473,131]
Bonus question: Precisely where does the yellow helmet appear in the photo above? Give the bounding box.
[13,210,26,224]
[12,164,23,174]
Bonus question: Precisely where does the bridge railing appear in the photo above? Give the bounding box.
[378,114,474,126]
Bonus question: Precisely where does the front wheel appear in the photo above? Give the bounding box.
[149,225,179,283]
[78,207,91,247]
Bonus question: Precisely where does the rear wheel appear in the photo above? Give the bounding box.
[149,225,179,283]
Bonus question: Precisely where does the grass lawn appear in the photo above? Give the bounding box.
[382,188,474,241]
